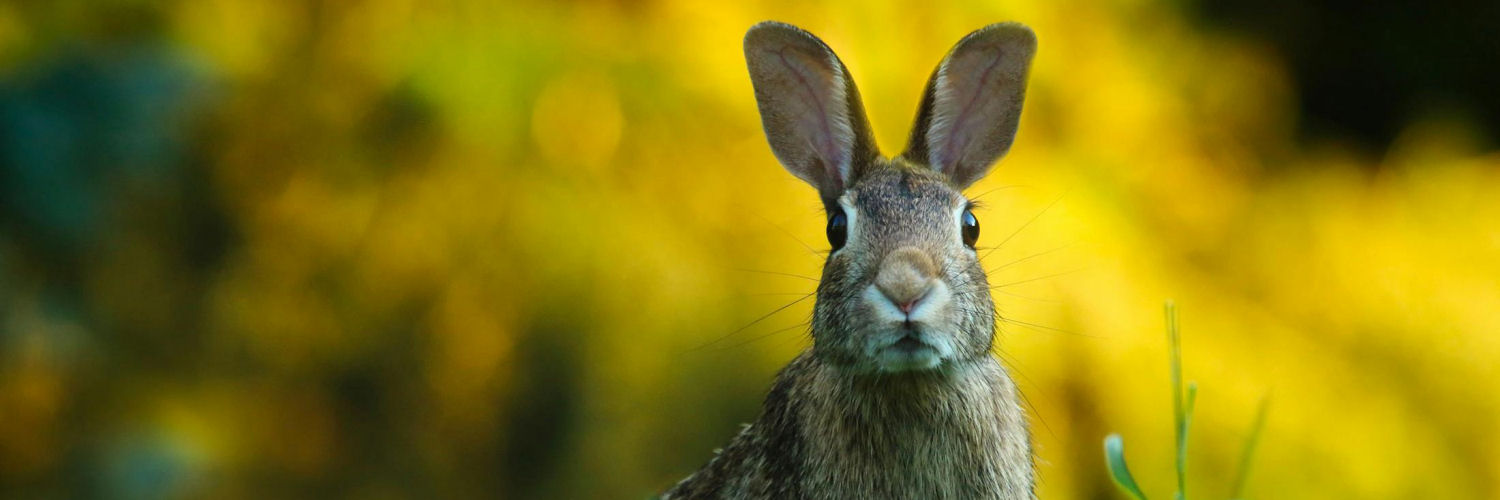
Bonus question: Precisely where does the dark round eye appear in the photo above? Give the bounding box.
[961,209,979,248]
[827,208,848,251]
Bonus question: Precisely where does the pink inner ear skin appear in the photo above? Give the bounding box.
[936,44,1005,174]
[774,46,845,193]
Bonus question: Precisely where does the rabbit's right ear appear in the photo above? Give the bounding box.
[901,23,1036,189]
[744,22,879,202]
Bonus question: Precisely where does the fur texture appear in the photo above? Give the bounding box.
[665,350,1031,499]
[667,21,1038,499]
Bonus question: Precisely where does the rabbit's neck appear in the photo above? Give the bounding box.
[794,353,1034,498]
[663,352,1033,499]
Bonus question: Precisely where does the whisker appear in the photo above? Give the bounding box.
[968,184,1025,201]
[990,288,1060,303]
[733,268,819,282]
[717,320,812,351]
[749,211,823,257]
[979,192,1066,261]
[773,325,815,349]
[998,316,1097,338]
[989,268,1086,289]
[686,292,816,352]
[993,347,1057,441]
[985,244,1072,275]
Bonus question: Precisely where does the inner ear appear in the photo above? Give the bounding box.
[900,23,1036,189]
[744,22,881,203]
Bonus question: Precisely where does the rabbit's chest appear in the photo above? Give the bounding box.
[799,402,1032,499]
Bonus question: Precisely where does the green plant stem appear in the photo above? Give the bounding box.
[1230,396,1271,499]
[1166,301,1188,500]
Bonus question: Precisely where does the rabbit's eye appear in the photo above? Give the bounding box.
[827,209,848,251]
[961,209,980,248]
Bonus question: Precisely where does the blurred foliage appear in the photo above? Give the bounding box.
[0,0,1496,499]
[1192,0,1500,151]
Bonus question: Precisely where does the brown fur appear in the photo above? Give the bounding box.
[666,352,1032,499]
[666,21,1038,499]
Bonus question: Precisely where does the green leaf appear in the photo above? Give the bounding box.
[1104,434,1149,500]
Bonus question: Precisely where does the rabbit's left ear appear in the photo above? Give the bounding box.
[744,22,879,203]
[901,23,1036,189]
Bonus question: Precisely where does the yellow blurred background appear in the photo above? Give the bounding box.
[1,0,1497,498]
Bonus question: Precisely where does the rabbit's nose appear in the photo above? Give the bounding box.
[875,247,938,315]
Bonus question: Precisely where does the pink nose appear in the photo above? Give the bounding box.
[896,299,919,314]
[875,247,937,316]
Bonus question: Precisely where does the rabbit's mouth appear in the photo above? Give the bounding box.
[892,334,926,352]
[857,282,959,372]
[869,328,954,372]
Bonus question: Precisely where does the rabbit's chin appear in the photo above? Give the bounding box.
[864,326,958,373]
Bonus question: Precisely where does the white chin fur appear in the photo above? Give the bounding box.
[860,283,958,372]
[874,343,945,372]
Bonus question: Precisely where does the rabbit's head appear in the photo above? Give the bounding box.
[744,22,1035,373]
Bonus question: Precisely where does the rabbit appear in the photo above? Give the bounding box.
[664,21,1038,500]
